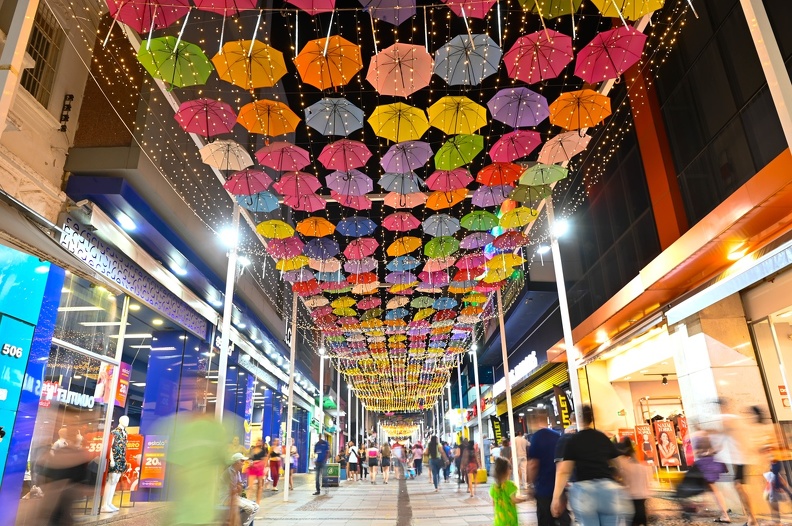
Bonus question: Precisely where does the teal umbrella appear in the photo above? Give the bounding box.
[138,36,214,88]
[434,134,484,170]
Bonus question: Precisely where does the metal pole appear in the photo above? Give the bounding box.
[347,385,351,445]
[335,360,341,457]
[471,346,485,468]
[546,200,584,428]
[497,288,521,488]
[216,203,241,421]
[356,395,360,444]
[456,356,464,434]
[446,382,453,441]
[283,294,298,502]
[318,350,325,434]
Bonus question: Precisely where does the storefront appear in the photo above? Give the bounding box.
[495,362,572,437]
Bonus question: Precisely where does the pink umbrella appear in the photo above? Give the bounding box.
[493,231,529,250]
[425,168,473,191]
[273,171,322,196]
[460,232,494,249]
[326,169,373,196]
[358,297,382,310]
[174,98,236,138]
[471,185,512,208]
[423,257,456,272]
[322,281,350,291]
[193,0,256,15]
[382,212,421,232]
[442,0,496,18]
[344,257,377,273]
[504,30,574,85]
[489,130,542,162]
[575,26,647,83]
[223,169,272,196]
[310,257,342,272]
[267,236,304,259]
[105,0,189,33]
[456,253,487,269]
[256,142,311,171]
[331,191,373,210]
[475,281,505,292]
[318,140,372,170]
[344,237,379,259]
[380,141,433,172]
[312,305,334,317]
[285,0,335,15]
[383,192,427,209]
[538,131,592,165]
[366,43,432,96]
[283,193,326,212]
[418,271,449,286]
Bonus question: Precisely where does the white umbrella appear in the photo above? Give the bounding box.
[200,139,253,171]
[537,131,592,165]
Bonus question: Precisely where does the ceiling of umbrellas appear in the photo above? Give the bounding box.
[105,0,671,412]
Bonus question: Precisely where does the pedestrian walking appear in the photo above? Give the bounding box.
[367,442,380,484]
[347,442,360,482]
[427,436,448,492]
[313,433,329,496]
[528,421,569,526]
[491,457,527,526]
[412,441,424,476]
[618,438,652,526]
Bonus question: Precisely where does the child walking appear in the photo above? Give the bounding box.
[619,437,652,526]
[490,457,526,526]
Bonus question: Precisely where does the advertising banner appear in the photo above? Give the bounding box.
[83,431,106,459]
[94,363,114,404]
[139,435,168,488]
[490,416,503,445]
[617,428,636,445]
[121,434,144,491]
[244,375,254,448]
[654,420,682,467]
[634,424,657,466]
[677,416,694,465]
[115,362,132,408]
[553,385,572,429]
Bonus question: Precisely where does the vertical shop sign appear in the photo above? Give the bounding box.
[243,375,254,448]
[553,385,572,429]
[653,420,681,467]
[115,362,131,408]
[490,416,503,445]
[120,434,144,491]
[634,424,657,466]
[139,435,168,488]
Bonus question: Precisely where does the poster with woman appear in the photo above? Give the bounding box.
[654,420,682,467]
[634,424,657,465]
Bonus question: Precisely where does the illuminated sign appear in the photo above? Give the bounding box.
[491,351,539,397]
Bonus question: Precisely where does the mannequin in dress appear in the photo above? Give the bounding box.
[100,415,129,513]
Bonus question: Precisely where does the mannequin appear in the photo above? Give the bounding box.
[100,415,129,513]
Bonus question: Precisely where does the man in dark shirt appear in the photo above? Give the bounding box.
[313,434,330,495]
[528,423,570,526]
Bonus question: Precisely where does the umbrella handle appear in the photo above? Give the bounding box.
[460,7,475,50]
[146,13,156,50]
[609,0,627,26]
[173,8,191,52]
[219,12,226,55]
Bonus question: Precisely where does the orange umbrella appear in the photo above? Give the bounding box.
[383,192,428,209]
[237,100,300,136]
[296,216,335,237]
[212,40,287,90]
[426,189,468,210]
[386,236,422,256]
[294,35,363,90]
[549,89,611,131]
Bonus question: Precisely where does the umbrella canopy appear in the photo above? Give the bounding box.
[345,257,377,273]
[286,0,335,14]
[283,194,326,212]
[426,168,473,191]
[520,163,569,186]
[434,34,502,86]
[256,219,295,239]
[575,26,647,83]
[380,172,424,194]
[424,236,460,258]
[366,43,432,97]
[487,87,549,128]
[344,237,379,259]
[106,0,189,33]
[591,0,664,20]
[503,29,574,85]
[359,0,416,25]
[294,35,363,90]
[387,255,421,271]
[426,189,467,210]
[296,216,335,237]
[359,297,382,309]
[387,236,422,256]
[326,169,373,196]
[519,0,583,18]
[237,99,300,137]
[383,212,421,232]
[332,191,373,210]
[487,253,526,269]
[273,172,322,196]
[304,238,340,260]
[509,184,552,206]
[138,37,213,88]
[174,98,236,138]
[460,232,494,249]
[311,258,342,272]
[199,140,253,171]
[422,213,460,237]
[236,191,279,212]
[255,141,310,171]
[471,184,512,207]
[428,96,488,135]
[442,0,497,18]
[386,271,418,284]
[435,134,484,170]
[305,97,365,137]
[383,192,427,209]
[348,272,377,285]
[423,256,456,272]
[477,162,522,186]
[386,296,409,309]
[489,129,541,162]
[457,253,487,269]
[223,169,272,196]
[267,236,304,258]
[538,131,591,165]
[493,230,529,250]
[337,216,378,237]
[500,206,539,229]
[461,210,499,231]
[549,89,612,131]
[212,40,287,90]
[380,141,433,172]
[193,0,256,14]
[318,139,372,170]
[368,102,429,143]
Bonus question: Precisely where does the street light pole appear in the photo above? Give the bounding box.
[283,294,298,502]
[216,203,241,421]
[318,348,326,434]
[496,288,520,488]
[470,344,485,468]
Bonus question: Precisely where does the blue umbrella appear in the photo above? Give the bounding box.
[337,216,378,237]
[379,172,424,194]
[317,270,346,282]
[433,297,458,310]
[305,97,365,137]
[303,238,340,260]
[236,191,279,212]
[422,213,461,237]
[387,255,421,272]
[385,307,410,320]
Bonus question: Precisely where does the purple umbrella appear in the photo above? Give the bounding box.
[487,87,549,128]
[359,0,416,25]
[303,238,340,260]
[460,232,494,249]
[326,169,373,196]
[380,141,432,172]
[386,271,418,284]
[174,98,237,137]
[283,268,316,283]
[344,257,378,274]
[418,270,450,286]
[471,184,512,207]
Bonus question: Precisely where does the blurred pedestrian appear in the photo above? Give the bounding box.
[367,441,380,484]
[288,437,298,491]
[690,428,730,522]
[514,432,529,488]
[269,437,282,491]
[500,438,512,462]
[247,439,267,503]
[491,457,527,526]
[380,441,392,483]
[313,433,330,496]
[528,420,569,526]
[427,436,448,492]
[442,441,453,482]
[464,440,481,497]
[619,438,652,526]
[222,453,259,526]
[483,437,493,476]
[764,453,792,526]
[412,441,424,476]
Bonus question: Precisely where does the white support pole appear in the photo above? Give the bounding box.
[318,349,325,434]
[216,203,241,421]
[740,0,792,149]
[347,385,351,445]
[356,395,360,444]
[362,404,367,445]
[0,0,40,142]
[446,383,453,441]
[456,356,464,431]
[496,288,521,489]
[471,345,485,468]
[335,361,341,456]
[546,200,584,428]
[283,294,298,502]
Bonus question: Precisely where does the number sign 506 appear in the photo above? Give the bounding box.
[2,344,23,359]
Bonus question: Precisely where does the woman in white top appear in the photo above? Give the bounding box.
[347,442,360,482]
[366,442,380,484]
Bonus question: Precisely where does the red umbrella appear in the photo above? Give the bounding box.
[493,231,529,250]
[357,297,382,310]
[425,168,473,191]
[453,267,485,281]
[504,30,574,85]
[174,98,236,138]
[442,0,496,18]
[315,314,338,326]
[105,0,189,33]
[256,142,311,171]
[475,280,506,292]
[489,130,541,162]
[331,191,373,211]
[223,169,272,196]
[193,0,256,15]
[383,192,427,209]
[293,279,321,296]
[348,272,378,285]
[344,237,379,259]
[456,253,487,269]
[318,139,372,170]
[434,309,457,322]
[267,237,304,259]
[283,193,326,212]
[575,26,647,84]
[311,305,334,317]
[285,0,335,15]
[273,172,321,196]
[477,163,522,186]
[382,212,421,232]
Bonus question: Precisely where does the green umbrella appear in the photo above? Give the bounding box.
[410,296,435,308]
[461,210,499,231]
[518,0,583,18]
[137,36,214,88]
[519,163,568,186]
[509,184,553,206]
[361,308,384,321]
[434,134,484,170]
[326,335,346,342]
[424,236,460,258]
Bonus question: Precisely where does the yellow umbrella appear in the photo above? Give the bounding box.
[389,282,417,293]
[448,283,475,294]
[333,307,357,317]
[212,40,288,90]
[464,292,487,304]
[590,0,664,20]
[237,99,301,137]
[386,236,422,257]
[361,319,384,329]
[500,206,539,229]
[413,308,435,321]
[368,102,429,143]
[482,267,510,283]
[256,219,294,239]
[428,96,488,135]
[296,216,335,237]
[389,335,407,343]
[487,253,526,269]
[276,256,309,271]
[331,296,356,309]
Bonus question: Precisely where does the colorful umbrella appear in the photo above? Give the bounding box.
[442,0,497,18]
[305,295,330,308]
[286,0,335,14]
[433,297,458,310]
[358,0,416,25]
[381,141,433,172]
[257,219,295,239]
[311,257,342,272]
[273,172,321,196]
[318,140,372,171]
[456,253,487,269]
[387,255,421,271]
[387,236,422,256]
[283,193,326,212]
[435,134,484,170]
[422,214,460,237]
[386,271,418,284]
[223,169,272,196]
[493,231,529,250]
[487,253,526,269]
[487,87,549,128]
[538,131,591,165]
[305,97,365,137]
[471,185,512,208]
[423,256,456,272]
[424,236,460,258]
[461,210,499,231]
[267,236,304,258]
[345,257,377,273]
[326,170,373,196]
[519,0,582,18]
[380,172,424,194]
[500,206,539,229]
[383,192,427,209]
[255,142,310,171]
[344,237,379,259]
[199,140,253,171]
[591,0,664,20]
[549,89,612,131]
[337,216,378,237]
[193,0,256,14]
[212,40,287,90]
[425,168,473,191]
[477,163,522,186]
[383,212,421,232]
[366,43,432,97]
[106,0,189,33]
[348,272,378,285]
[489,130,541,162]
[237,100,300,137]
[575,26,647,83]
[296,216,335,237]
[303,238,340,260]
[358,297,382,309]
[503,29,573,86]
[520,163,569,186]
[386,296,409,309]
[294,35,363,90]
[510,184,552,206]
[236,191,279,212]
[434,34,502,86]
[426,189,467,210]
[174,98,236,138]
[368,103,430,143]
[427,96,488,135]
[332,191,373,210]
[138,37,213,88]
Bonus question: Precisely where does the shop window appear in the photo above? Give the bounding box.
[676,0,714,69]
[634,213,661,269]
[616,231,640,281]
[20,3,64,108]
[717,7,764,106]
[678,155,722,224]
[765,0,792,61]
[621,151,649,224]
[741,86,787,172]
[706,117,755,195]
[607,177,631,241]
[689,43,737,139]
[662,81,706,174]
